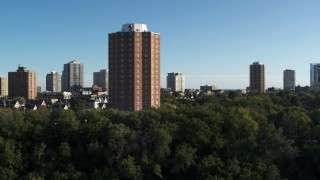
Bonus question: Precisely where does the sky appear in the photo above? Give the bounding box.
[1,0,320,90]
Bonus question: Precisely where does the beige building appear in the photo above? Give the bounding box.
[46,71,61,92]
[250,62,265,93]
[93,69,108,92]
[8,66,37,99]
[167,72,185,92]
[108,23,160,111]
[0,77,8,97]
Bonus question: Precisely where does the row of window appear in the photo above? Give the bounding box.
[109,32,158,38]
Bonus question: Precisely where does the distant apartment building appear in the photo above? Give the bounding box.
[200,84,216,92]
[8,66,37,99]
[0,77,8,97]
[310,63,320,87]
[167,72,185,92]
[62,60,84,92]
[250,62,265,92]
[46,71,61,92]
[283,69,295,91]
[37,86,41,93]
[93,69,108,92]
[109,23,161,111]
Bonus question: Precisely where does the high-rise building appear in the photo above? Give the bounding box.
[62,60,84,92]
[108,23,160,111]
[46,71,61,92]
[283,69,295,91]
[8,66,37,99]
[0,77,8,97]
[93,69,108,92]
[310,63,320,87]
[250,62,265,92]
[167,72,185,92]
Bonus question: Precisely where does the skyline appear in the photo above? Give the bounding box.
[1,0,320,89]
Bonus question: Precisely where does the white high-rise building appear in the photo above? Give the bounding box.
[167,72,185,92]
[283,69,295,91]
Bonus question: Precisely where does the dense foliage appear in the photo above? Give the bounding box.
[1,89,320,179]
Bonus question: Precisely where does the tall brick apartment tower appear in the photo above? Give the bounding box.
[108,23,160,111]
[250,62,265,93]
[8,66,37,99]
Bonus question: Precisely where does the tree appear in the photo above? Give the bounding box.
[72,99,87,112]
[12,97,26,104]
[141,128,172,163]
[119,155,142,180]
[170,144,196,174]
[281,108,312,147]
[0,137,21,179]
[198,155,225,179]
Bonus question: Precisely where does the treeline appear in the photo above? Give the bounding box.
[1,90,320,179]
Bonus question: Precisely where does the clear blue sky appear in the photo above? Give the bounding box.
[1,0,320,89]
